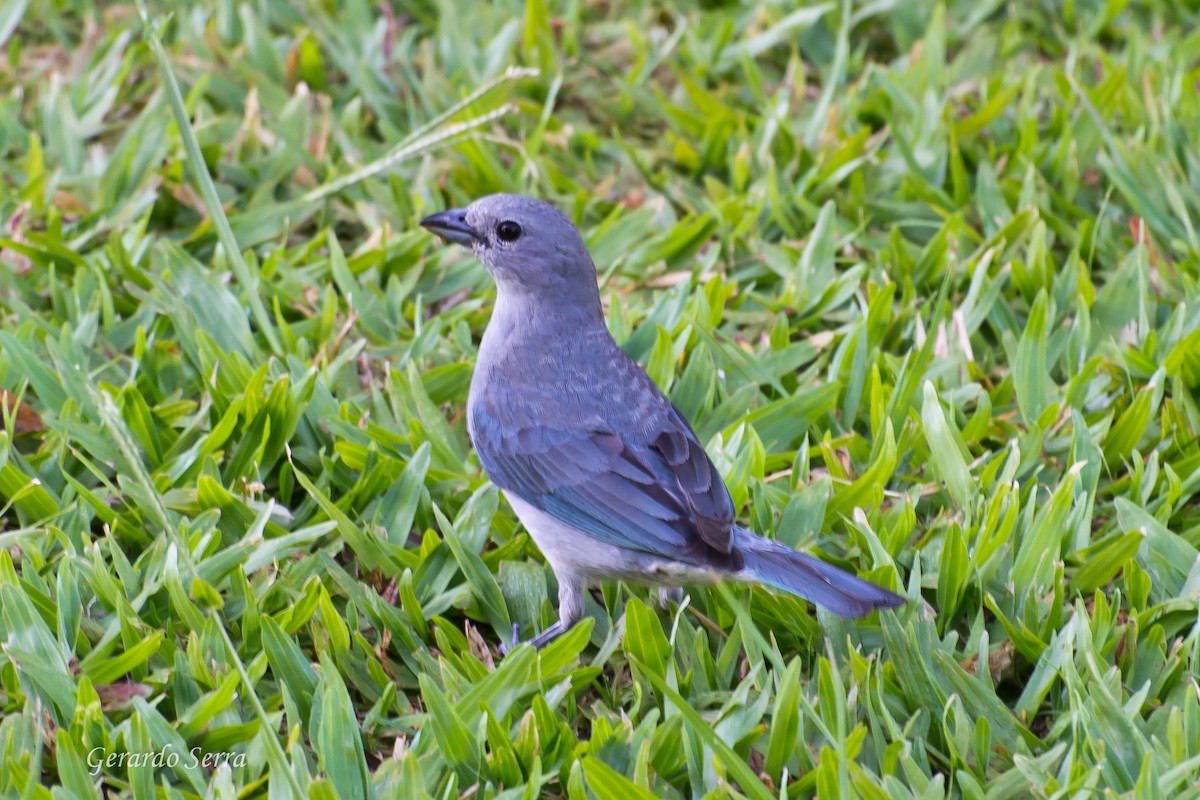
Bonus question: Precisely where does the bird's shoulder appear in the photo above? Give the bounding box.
[472,328,665,426]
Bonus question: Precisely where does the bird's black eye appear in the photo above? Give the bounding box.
[496,220,522,243]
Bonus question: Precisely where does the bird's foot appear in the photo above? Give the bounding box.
[498,621,566,654]
[658,586,684,609]
[498,622,521,656]
[528,622,565,649]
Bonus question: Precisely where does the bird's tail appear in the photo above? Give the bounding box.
[736,529,904,618]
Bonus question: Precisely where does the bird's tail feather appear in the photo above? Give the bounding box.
[737,531,904,618]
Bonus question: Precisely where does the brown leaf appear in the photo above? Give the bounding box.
[0,389,44,435]
[960,639,1015,684]
[465,621,495,671]
[96,682,152,710]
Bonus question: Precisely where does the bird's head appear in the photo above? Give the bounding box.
[420,194,597,297]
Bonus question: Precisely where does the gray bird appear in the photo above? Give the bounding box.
[421,194,904,648]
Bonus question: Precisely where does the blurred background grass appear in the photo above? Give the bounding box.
[1,0,1199,797]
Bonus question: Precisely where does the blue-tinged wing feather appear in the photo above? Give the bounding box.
[470,403,739,569]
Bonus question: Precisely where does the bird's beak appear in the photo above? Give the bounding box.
[419,208,480,246]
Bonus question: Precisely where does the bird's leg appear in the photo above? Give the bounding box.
[658,586,683,609]
[533,579,585,648]
[509,578,584,651]
[528,621,567,649]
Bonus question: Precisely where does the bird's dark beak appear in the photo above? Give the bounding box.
[419,208,479,246]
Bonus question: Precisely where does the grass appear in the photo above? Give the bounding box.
[1,0,1199,797]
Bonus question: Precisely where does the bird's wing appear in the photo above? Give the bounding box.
[470,404,737,566]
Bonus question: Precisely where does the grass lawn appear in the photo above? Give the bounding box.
[2,0,1199,797]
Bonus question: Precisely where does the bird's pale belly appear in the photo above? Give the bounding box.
[503,492,725,586]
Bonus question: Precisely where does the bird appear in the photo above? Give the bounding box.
[420,194,904,648]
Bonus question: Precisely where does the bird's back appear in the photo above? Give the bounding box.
[470,291,672,439]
